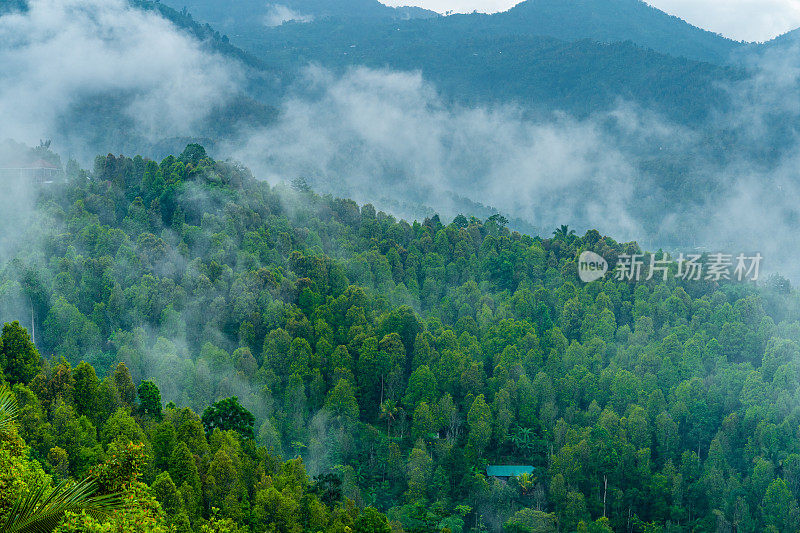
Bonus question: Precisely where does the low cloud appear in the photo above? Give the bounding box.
[224,53,800,279]
[229,66,658,240]
[264,4,313,27]
[0,0,243,157]
[3,0,800,279]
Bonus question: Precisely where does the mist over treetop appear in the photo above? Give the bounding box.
[3,0,800,529]
[0,144,799,531]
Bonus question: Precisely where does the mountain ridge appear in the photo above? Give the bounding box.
[159,0,439,40]
[491,0,744,63]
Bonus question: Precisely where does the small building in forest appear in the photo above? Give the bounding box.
[486,465,535,480]
[0,158,63,184]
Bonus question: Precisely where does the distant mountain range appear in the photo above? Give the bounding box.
[142,0,800,243]
[260,0,439,20]
[159,0,437,41]
[162,0,745,64]
[2,0,797,263]
[2,0,797,162]
[173,0,746,124]
[493,0,743,63]
[243,19,738,122]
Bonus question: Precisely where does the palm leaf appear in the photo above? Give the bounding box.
[0,385,20,438]
[0,478,125,533]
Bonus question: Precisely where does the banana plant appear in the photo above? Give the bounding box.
[0,384,20,439]
[0,385,125,533]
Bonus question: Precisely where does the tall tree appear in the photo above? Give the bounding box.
[0,322,40,384]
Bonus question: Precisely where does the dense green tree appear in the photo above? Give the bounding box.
[72,362,99,418]
[466,395,492,458]
[137,380,162,419]
[761,478,800,532]
[325,379,360,423]
[505,508,557,533]
[0,321,40,384]
[3,146,800,531]
[113,363,137,407]
[354,508,391,532]
[201,397,255,439]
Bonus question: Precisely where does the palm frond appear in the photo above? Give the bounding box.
[0,384,20,438]
[0,478,125,533]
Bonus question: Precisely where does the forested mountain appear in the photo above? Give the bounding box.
[243,19,739,122]
[169,0,747,124]
[0,0,759,154]
[756,26,800,54]
[0,0,281,163]
[492,0,743,64]
[2,0,800,530]
[1,145,800,531]
[168,0,741,64]
[159,0,437,42]
[130,0,269,69]
[282,0,438,20]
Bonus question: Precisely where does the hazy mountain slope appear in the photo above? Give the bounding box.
[275,0,438,19]
[168,0,743,66]
[159,0,744,124]
[243,17,741,123]
[490,0,743,63]
[0,0,281,161]
[160,0,437,41]
[131,0,269,68]
[759,27,800,51]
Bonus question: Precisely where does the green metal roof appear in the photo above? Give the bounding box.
[486,465,535,477]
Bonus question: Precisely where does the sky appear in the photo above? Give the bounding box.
[381,0,800,42]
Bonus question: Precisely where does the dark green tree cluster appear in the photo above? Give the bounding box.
[2,146,800,531]
[1,336,390,532]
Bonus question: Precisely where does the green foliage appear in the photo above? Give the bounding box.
[177,143,208,167]
[1,478,123,533]
[0,322,40,384]
[0,386,124,533]
[71,363,99,418]
[201,398,255,440]
[467,395,492,458]
[137,381,162,419]
[505,508,557,533]
[0,385,20,439]
[90,441,146,494]
[354,506,391,533]
[4,147,800,531]
[325,379,360,422]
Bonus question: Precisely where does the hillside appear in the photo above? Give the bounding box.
[243,17,740,122]
[266,0,439,20]
[0,144,799,531]
[0,0,281,162]
[756,26,800,52]
[147,0,752,126]
[4,1,800,531]
[160,0,438,41]
[171,0,742,65]
[492,0,743,63]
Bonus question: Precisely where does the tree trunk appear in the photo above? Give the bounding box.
[30,298,35,344]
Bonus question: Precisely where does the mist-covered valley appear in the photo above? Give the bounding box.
[3,0,800,532]
[3,0,800,276]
